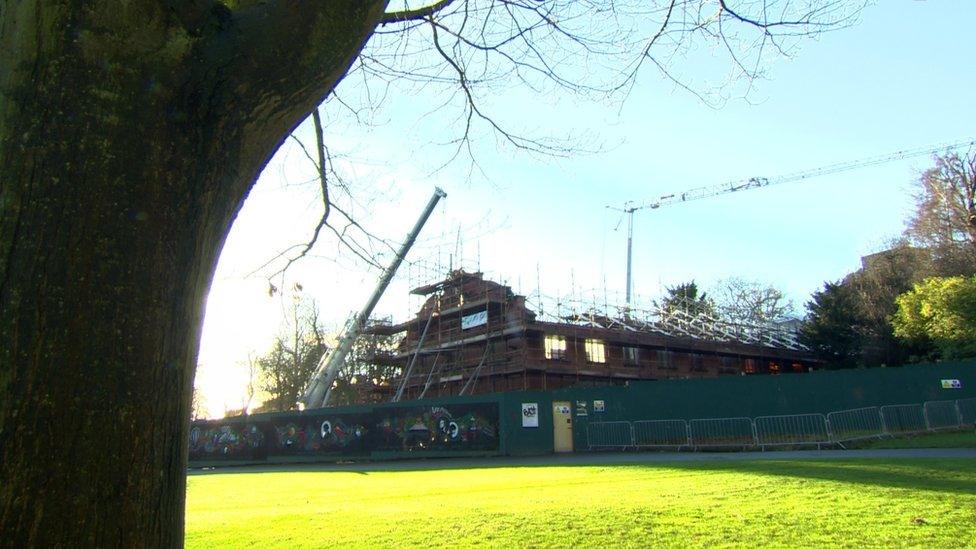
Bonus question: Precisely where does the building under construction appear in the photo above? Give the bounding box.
[368,271,818,402]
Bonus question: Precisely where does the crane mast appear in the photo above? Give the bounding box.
[302,187,447,409]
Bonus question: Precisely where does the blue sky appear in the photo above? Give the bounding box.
[196,1,976,414]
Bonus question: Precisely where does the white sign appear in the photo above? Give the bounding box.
[461,310,488,330]
[941,379,962,389]
[576,400,588,416]
[593,400,605,413]
[522,403,539,427]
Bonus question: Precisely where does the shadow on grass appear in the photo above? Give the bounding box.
[653,459,976,496]
[189,454,976,495]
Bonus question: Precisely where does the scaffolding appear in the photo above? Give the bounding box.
[363,269,814,403]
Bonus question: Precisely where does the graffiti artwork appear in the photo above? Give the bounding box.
[376,403,499,452]
[188,422,266,460]
[273,415,369,455]
[188,401,500,463]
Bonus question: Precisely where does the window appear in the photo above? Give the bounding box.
[544,334,567,360]
[585,339,606,363]
[657,350,676,370]
[623,346,639,365]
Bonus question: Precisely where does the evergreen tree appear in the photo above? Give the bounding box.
[659,281,716,317]
[799,282,863,368]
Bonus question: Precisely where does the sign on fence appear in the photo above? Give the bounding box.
[521,403,539,428]
[576,400,588,416]
[941,379,963,389]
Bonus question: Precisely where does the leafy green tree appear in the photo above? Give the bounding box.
[846,241,934,365]
[799,282,863,368]
[892,276,976,359]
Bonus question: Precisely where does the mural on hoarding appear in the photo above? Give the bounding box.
[376,404,498,451]
[188,402,501,462]
[188,423,266,459]
[274,416,369,454]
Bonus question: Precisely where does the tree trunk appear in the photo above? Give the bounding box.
[0,1,386,545]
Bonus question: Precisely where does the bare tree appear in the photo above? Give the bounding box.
[1,1,865,544]
[256,296,329,412]
[190,388,209,421]
[329,330,402,406]
[242,354,258,416]
[905,150,976,275]
[714,277,794,325]
[260,0,866,281]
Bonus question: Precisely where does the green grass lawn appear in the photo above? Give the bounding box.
[851,430,976,449]
[186,458,976,548]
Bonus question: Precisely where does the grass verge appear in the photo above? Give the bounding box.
[848,430,976,449]
[186,458,976,548]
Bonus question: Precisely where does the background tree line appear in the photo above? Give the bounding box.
[206,291,401,416]
[234,148,976,414]
[801,150,976,367]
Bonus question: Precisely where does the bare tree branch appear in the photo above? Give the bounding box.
[383,0,459,25]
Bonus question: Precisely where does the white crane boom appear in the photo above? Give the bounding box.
[638,138,976,211]
[302,187,447,409]
[612,137,976,306]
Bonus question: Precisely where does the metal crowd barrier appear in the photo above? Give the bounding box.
[755,414,829,448]
[633,419,690,448]
[880,404,927,435]
[585,397,975,451]
[586,421,633,449]
[924,400,961,431]
[826,406,884,442]
[959,397,976,426]
[689,417,756,448]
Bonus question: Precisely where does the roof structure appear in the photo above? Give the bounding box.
[355,271,817,403]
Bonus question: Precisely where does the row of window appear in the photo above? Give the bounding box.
[544,334,612,363]
[542,335,801,373]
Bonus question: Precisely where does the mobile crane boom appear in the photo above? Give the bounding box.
[302,187,447,409]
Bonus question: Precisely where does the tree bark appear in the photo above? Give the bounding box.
[0,1,387,545]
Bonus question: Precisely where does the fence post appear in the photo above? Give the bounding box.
[685,421,692,448]
[923,402,932,431]
[630,422,636,450]
[879,407,889,436]
[955,400,964,427]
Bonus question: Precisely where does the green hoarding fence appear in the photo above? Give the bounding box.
[189,360,975,466]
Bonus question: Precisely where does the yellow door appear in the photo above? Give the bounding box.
[553,401,574,452]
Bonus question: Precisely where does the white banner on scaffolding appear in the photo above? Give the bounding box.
[461,310,488,330]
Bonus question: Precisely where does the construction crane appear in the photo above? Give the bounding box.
[610,137,976,307]
[302,187,447,409]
